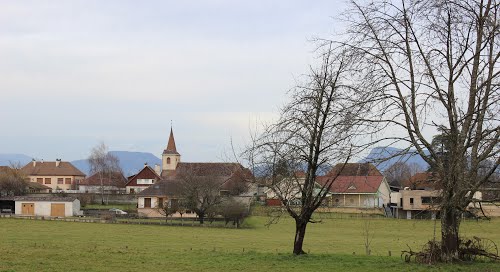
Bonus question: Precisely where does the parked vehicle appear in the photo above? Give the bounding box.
[109,208,128,215]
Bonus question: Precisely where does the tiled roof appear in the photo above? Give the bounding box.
[404,172,440,190]
[12,196,78,202]
[163,128,179,155]
[317,175,385,194]
[21,161,85,177]
[125,165,162,187]
[27,182,51,190]
[136,180,182,197]
[327,163,382,176]
[80,171,127,187]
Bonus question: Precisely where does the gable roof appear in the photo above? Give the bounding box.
[21,161,85,177]
[317,175,385,194]
[125,165,162,187]
[80,171,127,187]
[327,163,382,176]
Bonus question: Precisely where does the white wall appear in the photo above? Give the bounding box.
[15,201,78,217]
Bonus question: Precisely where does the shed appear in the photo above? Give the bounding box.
[13,196,81,217]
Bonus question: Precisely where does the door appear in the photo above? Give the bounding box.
[51,203,65,217]
[22,203,35,215]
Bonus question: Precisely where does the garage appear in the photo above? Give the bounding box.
[13,196,81,217]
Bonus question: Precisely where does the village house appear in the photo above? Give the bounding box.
[20,159,85,192]
[390,172,482,219]
[78,171,127,194]
[125,164,162,194]
[317,163,391,208]
[136,128,254,218]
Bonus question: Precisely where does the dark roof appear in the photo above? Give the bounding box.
[327,163,382,177]
[317,175,385,194]
[163,162,245,178]
[27,182,51,190]
[21,161,85,177]
[80,171,127,187]
[125,165,162,187]
[12,196,78,202]
[404,172,440,190]
[136,180,182,197]
[163,128,180,155]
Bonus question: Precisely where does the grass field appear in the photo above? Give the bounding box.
[0,216,499,271]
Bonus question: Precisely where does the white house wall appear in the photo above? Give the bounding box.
[15,201,75,217]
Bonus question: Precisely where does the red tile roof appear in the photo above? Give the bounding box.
[327,163,382,176]
[80,171,127,187]
[317,175,385,194]
[21,161,85,177]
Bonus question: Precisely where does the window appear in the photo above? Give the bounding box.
[144,198,151,208]
[45,178,51,184]
[410,198,414,205]
[167,157,171,164]
[400,198,403,206]
[37,178,43,184]
[158,198,164,208]
[130,188,135,194]
[65,178,71,184]
[57,178,64,184]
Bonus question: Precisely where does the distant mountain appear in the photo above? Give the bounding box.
[71,151,161,177]
[360,147,429,172]
[0,153,32,167]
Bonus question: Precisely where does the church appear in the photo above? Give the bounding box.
[133,127,254,217]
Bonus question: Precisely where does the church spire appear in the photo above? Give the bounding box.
[164,126,179,155]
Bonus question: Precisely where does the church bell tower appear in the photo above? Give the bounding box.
[162,127,181,172]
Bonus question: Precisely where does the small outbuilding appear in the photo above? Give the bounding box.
[13,196,81,217]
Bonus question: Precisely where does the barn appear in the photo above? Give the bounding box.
[13,196,81,217]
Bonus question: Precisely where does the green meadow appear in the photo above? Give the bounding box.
[0,216,498,272]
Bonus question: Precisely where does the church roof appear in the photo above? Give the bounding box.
[163,127,179,155]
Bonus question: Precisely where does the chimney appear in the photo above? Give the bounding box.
[144,162,148,168]
[56,159,61,167]
[32,159,36,167]
[154,164,161,176]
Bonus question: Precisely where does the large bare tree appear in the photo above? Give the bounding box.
[340,0,499,261]
[245,48,370,255]
[88,143,122,205]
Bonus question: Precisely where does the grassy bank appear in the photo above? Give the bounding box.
[0,216,498,271]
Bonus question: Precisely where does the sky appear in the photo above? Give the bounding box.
[0,1,351,162]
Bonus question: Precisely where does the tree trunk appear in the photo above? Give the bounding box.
[440,206,460,261]
[293,219,308,255]
[198,213,205,224]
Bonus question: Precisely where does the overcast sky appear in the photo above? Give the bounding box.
[0,1,351,162]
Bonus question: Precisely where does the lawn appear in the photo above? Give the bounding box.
[0,216,498,272]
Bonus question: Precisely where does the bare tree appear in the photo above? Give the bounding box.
[245,48,370,255]
[178,172,223,224]
[88,143,122,205]
[0,164,28,196]
[156,198,178,223]
[217,197,250,228]
[384,162,412,188]
[340,0,500,261]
